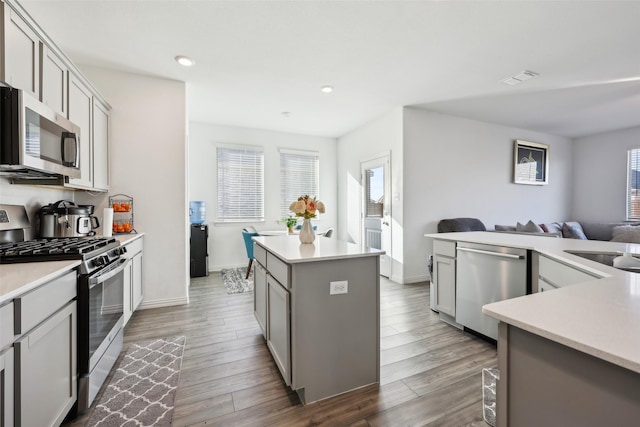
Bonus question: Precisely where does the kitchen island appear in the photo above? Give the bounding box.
[426,231,640,426]
[252,235,383,404]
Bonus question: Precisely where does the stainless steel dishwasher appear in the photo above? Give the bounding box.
[456,242,529,340]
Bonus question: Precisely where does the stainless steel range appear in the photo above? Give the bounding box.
[0,204,127,415]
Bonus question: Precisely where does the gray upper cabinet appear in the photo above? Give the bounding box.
[67,74,93,190]
[40,44,68,116]
[2,0,111,192]
[1,3,40,97]
[92,98,110,191]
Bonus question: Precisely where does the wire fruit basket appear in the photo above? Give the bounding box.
[109,194,136,234]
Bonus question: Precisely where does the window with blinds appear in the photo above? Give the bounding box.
[216,146,264,221]
[628,148,640,220]
[280,149,319,217]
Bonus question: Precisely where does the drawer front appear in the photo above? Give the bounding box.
[122,237,144,259]
[539,255,599,288]
[254,243,267,267]
[16,270,77,334]
[267,252,290,289]
[433,239,456,258]
[0,302,14,350]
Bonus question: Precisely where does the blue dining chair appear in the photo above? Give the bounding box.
[242,229,260,279]
[295,224,318,230]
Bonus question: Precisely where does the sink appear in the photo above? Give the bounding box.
[564,250,640,273]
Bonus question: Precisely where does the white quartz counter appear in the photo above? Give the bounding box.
[0,259,81,305]
[253,235,383,264]
[114,232,144,245]
[0,233,144,306]
[426,231,640,374]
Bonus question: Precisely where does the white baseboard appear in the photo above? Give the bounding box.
[137,296,189,310]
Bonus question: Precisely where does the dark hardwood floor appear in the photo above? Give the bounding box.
[71,273,496,426]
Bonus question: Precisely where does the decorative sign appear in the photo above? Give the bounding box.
[514,140,549,185]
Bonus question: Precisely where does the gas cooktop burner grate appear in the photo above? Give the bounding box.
[0,237,120,263]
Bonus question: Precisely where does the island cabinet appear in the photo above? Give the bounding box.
[537,254,602,292]
[432,239,456,317]
[252,235,382,404]
[496,323,640,426]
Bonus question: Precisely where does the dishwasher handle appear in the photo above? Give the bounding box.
[457,246,524,260]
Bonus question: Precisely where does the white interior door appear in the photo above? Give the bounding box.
[361,155,391,278]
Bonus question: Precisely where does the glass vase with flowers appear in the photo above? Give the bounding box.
[289,195,325,243]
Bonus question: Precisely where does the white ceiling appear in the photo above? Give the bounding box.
[19,0,640,139]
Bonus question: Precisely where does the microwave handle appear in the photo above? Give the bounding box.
[61,132,79,167]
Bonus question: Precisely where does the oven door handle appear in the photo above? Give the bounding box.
[88,258,128,289]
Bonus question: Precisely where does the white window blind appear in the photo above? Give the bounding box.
[280,149,319,217]
[627,148,640,220]
[217,146,264,221]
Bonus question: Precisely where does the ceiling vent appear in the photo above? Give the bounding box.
[502,70,538,86]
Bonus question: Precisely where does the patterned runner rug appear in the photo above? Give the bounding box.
[86,336,186,426]
[221,267,254,294]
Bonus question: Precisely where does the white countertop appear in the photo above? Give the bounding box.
[253,235,383,263]
[426,231,640,374]
[0,233,144,306]
[0,259,81,305]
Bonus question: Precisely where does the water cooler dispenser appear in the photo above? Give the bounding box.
[190,201,208,277]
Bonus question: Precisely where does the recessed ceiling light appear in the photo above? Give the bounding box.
[321,85,334,93]
[281,111,292,117]
[175,55,195,67]
[501,70,538,86]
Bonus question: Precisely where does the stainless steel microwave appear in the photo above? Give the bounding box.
[0,84,81,179]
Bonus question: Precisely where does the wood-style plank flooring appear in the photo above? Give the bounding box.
[69,274,496,426]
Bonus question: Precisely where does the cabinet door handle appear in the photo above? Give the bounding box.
[457,247,524,260]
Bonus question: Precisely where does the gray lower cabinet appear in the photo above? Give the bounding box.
[497,323,640,426]
[0,346,14,427]
[123,237,144,326]
[15,301,77,427]
[433,255,456,315]
[538,254,601,291]
[266,276,291,386]
[3,269,77,427]
[253,261,267,337]
[253,240,380,404]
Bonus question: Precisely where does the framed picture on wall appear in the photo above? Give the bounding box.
[514,140,549,185]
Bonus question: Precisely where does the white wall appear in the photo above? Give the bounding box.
[189,122,338,270]
[403,107,574,282]
[337,108,404,282]
[0,183,74,240]
[75,66,189,308]
[572,125,640,222]
[336,107,574,284]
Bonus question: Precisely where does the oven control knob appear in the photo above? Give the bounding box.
[119,246,128,255]
[92,256,106,267]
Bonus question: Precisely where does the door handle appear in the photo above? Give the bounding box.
[457,247,524,260]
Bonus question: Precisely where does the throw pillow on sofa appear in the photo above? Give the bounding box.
[611,225,640,244]
[540,222,563,234]
[562,221,588,239]
[495,224,516,231]
[516,220,544,233]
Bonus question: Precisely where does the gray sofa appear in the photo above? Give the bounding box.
[494,220,640,243]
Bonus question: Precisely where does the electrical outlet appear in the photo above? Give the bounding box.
[330,281,348,295]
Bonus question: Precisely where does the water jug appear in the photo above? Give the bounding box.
[189,201,206,224]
